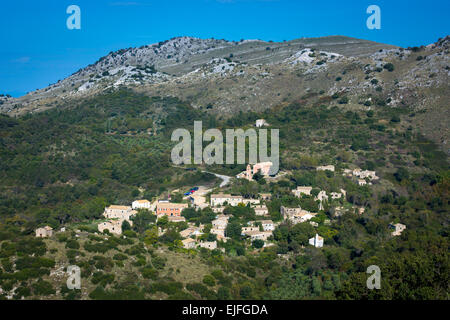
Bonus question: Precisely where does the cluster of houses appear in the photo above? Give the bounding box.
[291,185,347,211]
[33,161,392,253]
[343,168,379,186]
[241,220,275,243]
[315,164,379,187]
[207,193,277,246]
[96,200,190,236]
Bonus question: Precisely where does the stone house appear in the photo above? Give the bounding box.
[242,226,260,235]
[103,205,137,221]
[210,227,226,238]
[292,186,313,197]
[316,165,335,172]
[254,205,269,216]
[281,206,317,224]
[167,216,186,223]
[98,220,123,235]
[246,231,272,241]
[212,207,225,213]
[180,227,203,238]
[242,198,260,206]
[197,241,217,250]
[35,226,53,238]
[259,193,272,201]
[236,162,273,181]
[212,215,230,230]
[182,238,197,249]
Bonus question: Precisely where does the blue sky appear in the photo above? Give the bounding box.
[1,0,449,97]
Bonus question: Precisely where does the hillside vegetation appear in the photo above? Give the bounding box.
[0,85,448,299]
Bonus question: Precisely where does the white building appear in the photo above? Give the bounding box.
[358,179,367,186]
[212,215,230,230]
[330,192,342,199]
[255,119,268,127]
[309,234,324,248]
[132,199,151,210]
[210,194,243,207]
[390,223,406,236]
[261,220,275,231]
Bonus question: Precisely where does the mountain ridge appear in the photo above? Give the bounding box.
[0,35,448,154]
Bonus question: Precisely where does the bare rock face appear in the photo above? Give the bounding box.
[1,35,448,153]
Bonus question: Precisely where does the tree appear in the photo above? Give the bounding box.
[131,189,140,197]
[394,167,409,182]
[225,221,242,240]
[290,223,315,246]
[391,115,401,123]
[121,220,131,232]
[156,215,169,229]
[203,275,216,287]
[252,239,264,249]
[217,287,230,300]
[384,63,394,72]
[143,226,158,246]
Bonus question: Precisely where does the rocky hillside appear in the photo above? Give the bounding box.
[1,35,449,153]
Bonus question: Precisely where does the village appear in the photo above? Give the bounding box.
[35,146,406,252]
